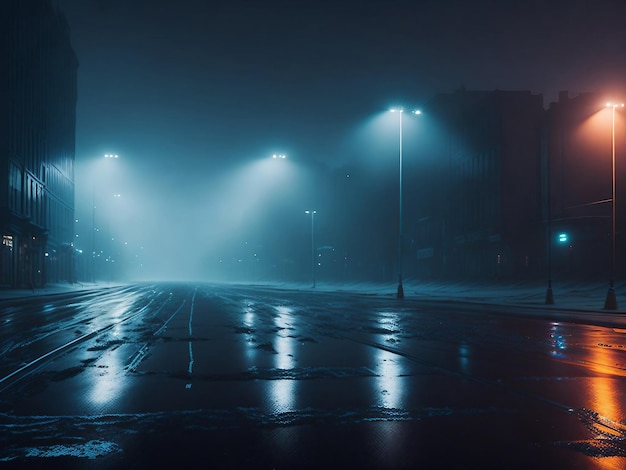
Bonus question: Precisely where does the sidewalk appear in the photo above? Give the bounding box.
[2,279,625,315]
[411,279,626,313]
[0,282,117,302]
[269,279,626,314]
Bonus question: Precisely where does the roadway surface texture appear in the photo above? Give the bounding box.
[1,280,626,469]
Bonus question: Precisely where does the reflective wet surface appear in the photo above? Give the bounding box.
[1,283,626,468]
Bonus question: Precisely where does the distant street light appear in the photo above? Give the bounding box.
[305,210,316,288]
[92,154,120,283]
[389,108,421,299]
[272,154,287,159]
[604,102,624,310]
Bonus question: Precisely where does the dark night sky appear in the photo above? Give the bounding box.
[52,0,626,280]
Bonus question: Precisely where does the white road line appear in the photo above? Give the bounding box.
[188,342,194,375]
[189,288,196,337]
[187,289,197,379]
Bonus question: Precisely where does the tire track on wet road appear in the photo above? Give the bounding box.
[0,288,168,393]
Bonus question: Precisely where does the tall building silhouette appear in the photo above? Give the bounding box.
[0,0,78,288]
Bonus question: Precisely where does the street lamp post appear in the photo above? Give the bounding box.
[545,131,555,305]
[92,154,119,283]
[604,102,623,310]
[390,108,421,299]
[305,210,316,288]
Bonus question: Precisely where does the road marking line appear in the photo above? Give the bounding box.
[189,288,196,337]
[187,289,197,384]
[188,342,194,374]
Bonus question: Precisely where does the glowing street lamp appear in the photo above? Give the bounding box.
[305,210,316,288]
[272,154,287,159]
[389,108,421,299]
[604,102,624,310]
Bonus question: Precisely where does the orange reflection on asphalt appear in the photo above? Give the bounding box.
[587,343,626,424]
[584,337,626,378]
[580,330,626,469]
[549,324,626,467]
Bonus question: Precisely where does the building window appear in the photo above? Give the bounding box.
[2,235,13,248]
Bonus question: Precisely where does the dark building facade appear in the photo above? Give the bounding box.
[545,91,626,281]
[413,89,545,280]
[0,0,78,288]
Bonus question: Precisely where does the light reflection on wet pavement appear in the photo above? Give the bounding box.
[1,283,626,468]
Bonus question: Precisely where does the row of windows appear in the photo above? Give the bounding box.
[8,76,76,182]
[6,1,76,182]
[8,160,22,215]
[47,195,73,246]
[8,159,73,242]
[10,170,46,227]
[449,192,499,235]
[45,163,73,206]
[449,140,501,233]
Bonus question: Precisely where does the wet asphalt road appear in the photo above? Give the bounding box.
[1,282,626,469]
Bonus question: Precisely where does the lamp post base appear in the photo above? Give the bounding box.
[545,285,554,305]
[396,279,404,299]
[604,287,618,310]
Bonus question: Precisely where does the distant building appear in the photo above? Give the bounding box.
[0,0,78,288]
[545,91,625,280]
[413,89,545,280]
